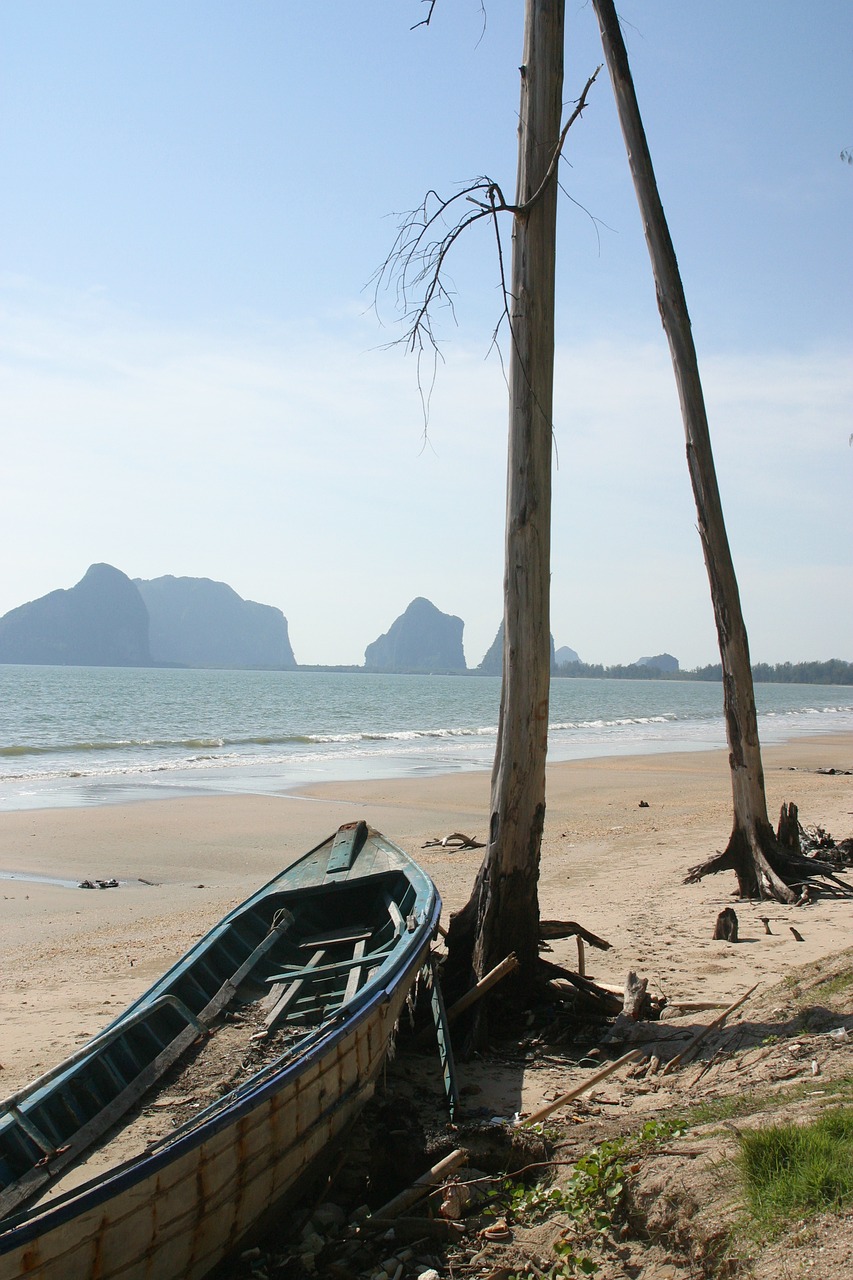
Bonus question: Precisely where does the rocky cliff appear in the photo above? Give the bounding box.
[135,576,296,669]
[478,622,558,675]
[0,564,151,666]
[635,652,679,674]
[364,598,466,673]
[554,644,581,666]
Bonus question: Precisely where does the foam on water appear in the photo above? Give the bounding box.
[0,666,850,810]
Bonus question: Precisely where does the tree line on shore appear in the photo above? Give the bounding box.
[553,658,853,685]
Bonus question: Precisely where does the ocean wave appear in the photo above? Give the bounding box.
[2,672,851,802]
[0,736,229,758]
[3,700,851,765]
[550,714,677,731]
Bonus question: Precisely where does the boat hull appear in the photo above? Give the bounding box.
[0,826,440,1280]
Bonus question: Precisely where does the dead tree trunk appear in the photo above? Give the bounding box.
[592,0,797,901]
[446,0,564,1007]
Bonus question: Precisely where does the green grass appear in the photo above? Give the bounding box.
[815,970,853,1000]
[666,1071,853,1133]
[783,963,853,1006]
[738,1107,853,1234]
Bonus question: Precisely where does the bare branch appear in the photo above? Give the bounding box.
[372,66,600,443]
[411,0,437,31]
[371,178,512,356]
[413,0,488,43]
[374,65,599,359]
[516,67,601,217]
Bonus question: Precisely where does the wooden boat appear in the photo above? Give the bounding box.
[0,821,441,1280]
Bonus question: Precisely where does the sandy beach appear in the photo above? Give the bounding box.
[1,732,851,1103]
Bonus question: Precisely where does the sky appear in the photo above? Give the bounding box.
[1,1,851,670]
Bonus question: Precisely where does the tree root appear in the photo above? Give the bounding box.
[684,802,853,901]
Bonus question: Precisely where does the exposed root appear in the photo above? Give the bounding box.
[684,803,852,902]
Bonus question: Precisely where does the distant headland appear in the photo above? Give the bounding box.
[0,565,850,684]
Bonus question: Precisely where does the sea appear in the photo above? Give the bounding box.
[1,665,851,813]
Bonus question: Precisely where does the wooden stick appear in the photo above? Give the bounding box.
[668,1000,731,1013]
[576,936,586,978]
[522,1049,642,1125]
[587,979,624,997]
[364,1216,466,1241]
[660,983,758,1076]
[368,1148,468,1221]
[539,920,611,950]
[444,953,519,1024]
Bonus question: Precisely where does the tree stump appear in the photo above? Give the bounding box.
[622,970,650,1020]
[713,907,739,941]
[776,801,801,854]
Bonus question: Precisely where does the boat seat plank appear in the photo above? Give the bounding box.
[265,942,395,986]
[385,894,405,934]
[343,940,367,1003]
[262,950,326,1034]
[299,927,372,948]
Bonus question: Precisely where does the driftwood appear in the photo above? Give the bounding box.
[443,954,519,1024]
[622,970,649,1020]
[368,1148,468,1221]
[666,1000,731,1014]
[661,983,758,1076]
[602,970,666,1044]
[523,1049,642,1125]
[541,962,623,1018]
[539,921,611,950]
[422,833,485,850]
[538,921,611,980]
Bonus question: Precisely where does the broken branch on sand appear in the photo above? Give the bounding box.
[422,833,486,850]
[661,983,759,1076]
[368,1148,468,1221]
[538,921,612,950]
[522,1049,643,1125]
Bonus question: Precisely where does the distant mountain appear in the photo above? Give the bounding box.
[478,622,557,675]
[477,627,501,674]
[635,652,679,674]
[0,564,151,667]
[0,565,296,670]
[364,598,466,673]
[554,644,580,666]
[135,575,296,669]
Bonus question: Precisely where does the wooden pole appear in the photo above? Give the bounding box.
[590,0,788,900]
[661,983,758,1076]
[523,1049,642,1125]
[445,953,519,1023]
[473,0,565,992]
[368,1148,468,1221]
[414,952,519,1048]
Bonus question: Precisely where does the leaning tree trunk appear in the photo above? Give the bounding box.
[591,0,795,901]
[446,0,564,1009]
